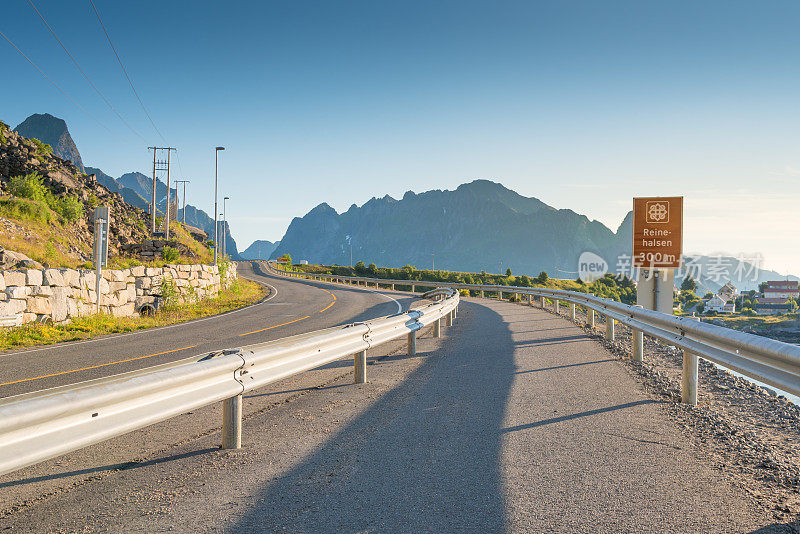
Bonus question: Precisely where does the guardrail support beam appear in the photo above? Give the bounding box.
[408,331,416,355]
[605,316,615,341]
[354,350,367,384]
[221,394,242,449]
[682,350,698,405]
[434,318,441,338]
[632,328,644,361]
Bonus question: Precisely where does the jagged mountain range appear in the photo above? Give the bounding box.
[14,114,239,257]
[271,180,793,292]
[240,240,280,260]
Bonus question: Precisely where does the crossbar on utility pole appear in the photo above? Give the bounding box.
[147,147,176,236]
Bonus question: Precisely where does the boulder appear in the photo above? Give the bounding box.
[51,287,69,322]
[26,296,52,315]
[4,271,26,287]
[25,269,43,286]
[42,268,65,286]
[6,286,29,299]
[30,285,54,297]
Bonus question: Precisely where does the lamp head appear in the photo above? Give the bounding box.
[215,146,225,151]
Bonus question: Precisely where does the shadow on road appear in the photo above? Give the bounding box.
[500,399,658,434]
[230,300,516,532]
[0,448,217,489]
[515,358,616,374]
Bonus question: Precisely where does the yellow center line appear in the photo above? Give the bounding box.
[1,280,342,388]
[239,316,311,337]
[0,345,198,387]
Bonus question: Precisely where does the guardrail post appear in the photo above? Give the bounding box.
[605,316,615,340]
[570,303,576,321]
[554,300,560,314]
[479,290,484,298]
[527,294,532,305]
[221,394,242,449]
[434,318,441,338]
[446,311,453,326]
[589,309,595,327]
[408,330,416,355]
[354,350,367,384]
[682,350,698,405]
[632,328,643,361]
[391,284,395,290]
[453,305,458,319]
[412,284,416,293]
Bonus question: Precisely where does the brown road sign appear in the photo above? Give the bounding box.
[632,196,683,268]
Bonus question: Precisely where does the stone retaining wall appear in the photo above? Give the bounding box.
[0,262,237,325]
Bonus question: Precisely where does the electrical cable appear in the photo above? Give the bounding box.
[88,0,167,143]
[28,0,146,143]
[0,28,116,137]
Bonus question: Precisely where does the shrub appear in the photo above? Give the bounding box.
[30,138,53,155]
[7,173,83,223]
[535,271,549,284]
[53,195,83,223]
[161,246,180,262]
[9,173,48,202]
[0,198,52,224]
[741,307,756,316]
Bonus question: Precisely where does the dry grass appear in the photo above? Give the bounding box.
[0,278,266,351]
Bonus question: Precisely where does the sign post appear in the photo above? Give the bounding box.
[93,207,110,314]
[633,197,683,315]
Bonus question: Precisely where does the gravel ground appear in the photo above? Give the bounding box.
[539,299,800,530]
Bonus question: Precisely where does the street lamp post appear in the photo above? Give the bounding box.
[222,196,230,259]
[214,147,225,265]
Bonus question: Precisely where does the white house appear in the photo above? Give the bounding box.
[705,294,735,314]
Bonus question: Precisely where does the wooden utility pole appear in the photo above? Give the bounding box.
[146,147,177,237]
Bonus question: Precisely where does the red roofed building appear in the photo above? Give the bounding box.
[762,281,799,299]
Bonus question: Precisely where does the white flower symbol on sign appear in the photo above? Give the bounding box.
[645,201,669,223]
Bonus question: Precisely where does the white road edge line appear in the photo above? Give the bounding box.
[0,267,278,358]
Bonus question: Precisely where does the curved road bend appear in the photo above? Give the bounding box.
[0,261,414,398]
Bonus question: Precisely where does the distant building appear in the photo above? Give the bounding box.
[705,294,735,314]
[717,281,737,302]
[762,280,799,299]
[300,260,309,265]
[754,297,793,315]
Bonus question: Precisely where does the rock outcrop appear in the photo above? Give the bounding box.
[13,113,84,171]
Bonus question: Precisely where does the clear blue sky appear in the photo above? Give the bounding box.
[2,1,799,272]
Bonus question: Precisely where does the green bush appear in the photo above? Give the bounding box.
[0,198,53,224]
[53,195,83,223]
[7,173,83,223]
[30,138,53,155]
[161,246,180,262]
[9,173,49,202]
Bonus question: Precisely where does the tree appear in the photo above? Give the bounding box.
[355,261,366,273]
[680,276,698,292]
[367,263,378,276]
[505,268,512,276]
[535,271,549,284]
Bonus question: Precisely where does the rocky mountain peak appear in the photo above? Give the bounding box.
[14,113,84,171]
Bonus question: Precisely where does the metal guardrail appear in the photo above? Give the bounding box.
[0,278,459,477]
[269,263,800,404]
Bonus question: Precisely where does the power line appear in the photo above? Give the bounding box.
[0,28,116,137]
[27,0,146,143]
[88,0,166,143]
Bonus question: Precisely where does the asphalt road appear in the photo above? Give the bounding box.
[1,296,789,532]
[0,261,414,398]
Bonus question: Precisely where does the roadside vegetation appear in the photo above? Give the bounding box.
[281,260,637,304]
[0,277,266,351]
